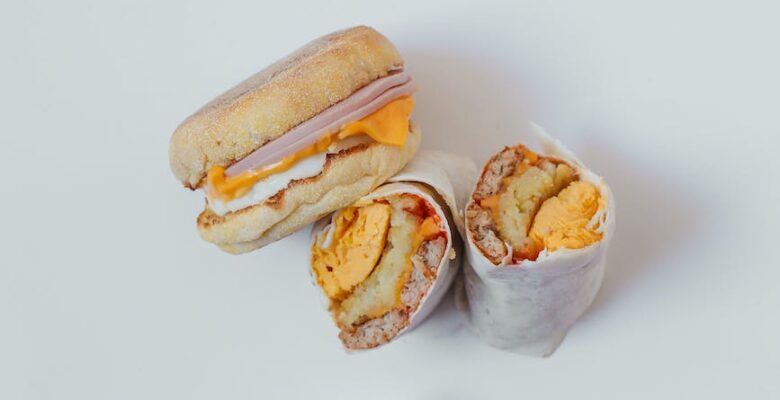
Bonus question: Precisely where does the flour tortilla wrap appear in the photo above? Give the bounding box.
[311,151,476,350]
[456,123,616,356]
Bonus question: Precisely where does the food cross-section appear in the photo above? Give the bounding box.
[467,145,604,264]
[311,186,449,349]
[205,73,415,216]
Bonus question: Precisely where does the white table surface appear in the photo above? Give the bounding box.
[2,1,779,398]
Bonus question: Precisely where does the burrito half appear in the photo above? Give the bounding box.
[311,151,476,350]
[458,124,615,356]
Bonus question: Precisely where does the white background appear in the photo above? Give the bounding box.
[2,0,779,398]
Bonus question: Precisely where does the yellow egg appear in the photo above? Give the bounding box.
[311,203,391,300]
[529,181,603,252]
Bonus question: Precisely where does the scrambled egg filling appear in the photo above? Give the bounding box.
[311,203,391,300]
[529,181,603,252]
[480,151,603,261]
[311,193,442,328]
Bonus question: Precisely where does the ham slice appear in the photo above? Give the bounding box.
[226,70,415,177]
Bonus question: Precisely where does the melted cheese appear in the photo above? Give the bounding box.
[207,96,414,202]
[206,152,328,216]
[418,216,440,238]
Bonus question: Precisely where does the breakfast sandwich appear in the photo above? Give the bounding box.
[169,26,420,253]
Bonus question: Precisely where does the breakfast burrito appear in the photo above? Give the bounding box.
[310,151,476,350]
[457,123,615,356]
